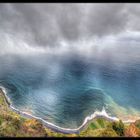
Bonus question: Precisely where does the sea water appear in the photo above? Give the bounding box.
[0,52,140,129]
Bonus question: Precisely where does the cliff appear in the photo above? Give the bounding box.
[0,90,140,137]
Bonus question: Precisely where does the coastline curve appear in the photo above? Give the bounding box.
[0,86,135,134]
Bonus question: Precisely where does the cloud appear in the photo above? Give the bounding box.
[85,3,128,37]
[0,3,134,48]
[0,3,140,66]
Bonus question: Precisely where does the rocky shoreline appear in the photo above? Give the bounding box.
[0,86,134,134]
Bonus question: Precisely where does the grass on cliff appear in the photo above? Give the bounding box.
[0,91,78,137]
[1,90,140,137]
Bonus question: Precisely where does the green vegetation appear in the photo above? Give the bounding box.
[79,118,118,137]
[134,120,140,129]
[111,120,124,136]
[0,91,47,137]
[1,90,140,137]
[0,91,78,137]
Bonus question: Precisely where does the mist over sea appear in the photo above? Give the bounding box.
[1,47,140,128]
[1,3,140,129]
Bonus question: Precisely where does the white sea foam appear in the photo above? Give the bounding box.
[0,86,136,134]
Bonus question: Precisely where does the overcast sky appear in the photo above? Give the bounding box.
[1,3,140,64]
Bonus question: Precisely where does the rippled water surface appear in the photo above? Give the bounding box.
[1,53,140,128]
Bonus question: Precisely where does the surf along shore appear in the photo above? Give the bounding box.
[0,86,137,136]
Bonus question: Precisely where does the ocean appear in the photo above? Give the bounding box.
[0,52,140,129]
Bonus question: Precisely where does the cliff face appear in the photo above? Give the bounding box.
[1,90,140,137]
[0,91,48,137]
[0,90,79,137]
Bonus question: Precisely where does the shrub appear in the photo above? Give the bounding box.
[112,120,124,136]
[80,128,118,137]
[96,128,118,137]
[89,122,97,130]
[0,117,3,125]
[96,118,105,128]
[134,120,140,129]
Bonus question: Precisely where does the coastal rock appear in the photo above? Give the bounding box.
[124,123,140,137]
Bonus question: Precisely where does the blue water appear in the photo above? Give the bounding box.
[0,53,140,128]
